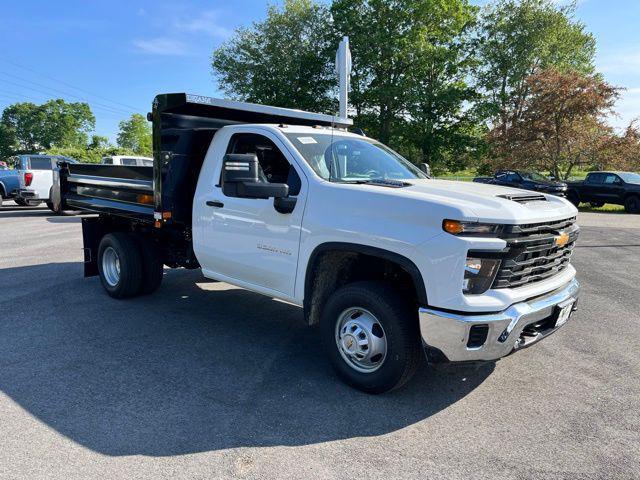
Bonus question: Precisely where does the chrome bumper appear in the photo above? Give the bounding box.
[418,278,580,362]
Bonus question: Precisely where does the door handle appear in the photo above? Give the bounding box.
[206,200,224,208]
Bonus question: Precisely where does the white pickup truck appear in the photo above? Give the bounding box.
[55,93,580,393]
[13,154,77,209]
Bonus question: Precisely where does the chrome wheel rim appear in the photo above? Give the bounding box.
[335,307,387,373]
[102,246,121,287]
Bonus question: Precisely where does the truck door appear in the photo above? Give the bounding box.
[600,173,625,203]
[196,131,306,298]
[582,173,603,203]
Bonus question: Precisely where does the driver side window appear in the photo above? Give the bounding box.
[224,133,301,196]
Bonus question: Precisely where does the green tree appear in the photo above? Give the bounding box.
[89,134,110,150]
[489,69,619,179]
[212,0,336,112]
[332,0,480,169]
[116,113,152,156]
[0,99,94,153]
[476,0,596,131]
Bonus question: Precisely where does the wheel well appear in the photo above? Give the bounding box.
[303,244,427,326]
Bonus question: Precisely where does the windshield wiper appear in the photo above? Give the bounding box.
[338,178,408,188]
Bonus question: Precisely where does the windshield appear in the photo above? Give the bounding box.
[520,171,550,182]
[618,172,640,184]
[284,132,426,182]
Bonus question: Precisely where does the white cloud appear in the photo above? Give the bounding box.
[132,37,190,56]
[173,10,232,39]
[598,52,640,76]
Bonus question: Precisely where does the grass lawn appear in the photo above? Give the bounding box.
[577,203,626,214]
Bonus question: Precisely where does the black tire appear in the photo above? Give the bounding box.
[134,236,164,295]
[14,198,27,206]
[625,195,640,214]
[320,281,422,394]
[567,191,580,207]
[97,233,143,299]
[589,202,604,208]
[0,195,3,207]
[46,188,63,214]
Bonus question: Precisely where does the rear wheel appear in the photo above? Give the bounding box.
[625,195,640,214]
[97,233,143,298]
[46,188,62,214]
[14,198,27,206]
[320,281,422,394]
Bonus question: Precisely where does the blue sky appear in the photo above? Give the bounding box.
[1,0,638,142]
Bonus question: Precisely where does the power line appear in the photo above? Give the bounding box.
[0,86,131,120]
[0,57,144,112]
[0,71,137,116]
[0,76,134,118]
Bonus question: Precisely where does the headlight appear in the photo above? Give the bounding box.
[463,257,501,294]
[443,219,503,236]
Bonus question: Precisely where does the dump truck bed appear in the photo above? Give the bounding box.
[58,92,351,228]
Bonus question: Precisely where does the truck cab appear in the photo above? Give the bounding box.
[56,93,581,393]
[567,171,640,213]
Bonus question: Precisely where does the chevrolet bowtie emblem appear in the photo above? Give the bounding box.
[554,231,570,248]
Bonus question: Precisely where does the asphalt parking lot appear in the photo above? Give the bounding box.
[0,201,638,480]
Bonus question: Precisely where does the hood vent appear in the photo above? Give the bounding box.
[498,193,548,204]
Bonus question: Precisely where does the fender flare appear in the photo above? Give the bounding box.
[303,242,428,318]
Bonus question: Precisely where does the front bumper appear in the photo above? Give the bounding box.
[418,278,580,362]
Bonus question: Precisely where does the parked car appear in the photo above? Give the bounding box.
[101,155,153,167]
[474,170,568,196]
[567,171,640,213]
[13,154,78,209]
[0,163,20,207]
[55,93,580,393]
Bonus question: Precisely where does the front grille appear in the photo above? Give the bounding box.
[491,217,579,289]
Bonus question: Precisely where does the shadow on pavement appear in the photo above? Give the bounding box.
[0,262,493,457]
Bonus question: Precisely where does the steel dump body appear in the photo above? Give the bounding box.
[59,93,351,227]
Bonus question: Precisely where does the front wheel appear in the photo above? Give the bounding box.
[625,195,640,214]
[14,198,27,206]
[320,282,422,394]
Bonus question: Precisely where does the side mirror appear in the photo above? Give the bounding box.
[222,153,288,199]
[420,163,431,177]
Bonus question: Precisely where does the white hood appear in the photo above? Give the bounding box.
[401,179,577,224]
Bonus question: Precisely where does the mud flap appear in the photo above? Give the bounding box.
[81,217,105,277]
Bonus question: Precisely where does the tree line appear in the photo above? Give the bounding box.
[0,99,152,163]
[212,0,639,178]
